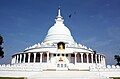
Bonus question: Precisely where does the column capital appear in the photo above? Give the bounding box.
[73,52,77,55]
[47,51,50,53]
[91,53,93,55]
[86,53,88,55]
[81,53,83,55]
[40,53,43,55]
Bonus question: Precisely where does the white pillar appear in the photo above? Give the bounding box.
[11,57,13,64]
[47,52,49,63]
[39,53,41,62]
[15,55,17,63]
[81,53,83,63]
[98,55,100,64]
[34,53,36,63]
[12,56,16,64]
[14,56,16,63]
[101,56,103,64]
[28,53,31,63]
[19,54,22,63]
[40,53,43,63]
[86,53,89,63]
[102,56,104,65]
[13,56,16,64]
[75,53,77,64]
[14,56,16,64]
[16,55,19,63]
[23,53,26,63]
[100,55,101,64]
[12,56,15,64]
[103,56,106,66]
[91,54,93,63]
[95,54,97,63]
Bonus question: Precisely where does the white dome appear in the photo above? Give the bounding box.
[43,9,75,44]
[47,24,71,36]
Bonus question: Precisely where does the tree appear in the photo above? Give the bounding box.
[114,55,120,66]
[0,35,4,58]
[0,35,3,45]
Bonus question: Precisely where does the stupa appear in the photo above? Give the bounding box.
[0,8,120,79]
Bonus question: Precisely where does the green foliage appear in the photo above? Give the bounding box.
[0,77,26,79]
[0,49,4,58]
[114,55,120,66]
[0,35,3,45]
[0,35,4,58]
[111,77,120,79]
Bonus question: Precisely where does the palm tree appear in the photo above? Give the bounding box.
[114,55,120,66]
[0,35,4,58]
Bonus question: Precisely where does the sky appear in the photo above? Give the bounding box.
[0,0,120,65]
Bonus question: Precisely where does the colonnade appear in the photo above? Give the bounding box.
[74,53,105,65]
[11,52,105,65]
[11,52,50,64]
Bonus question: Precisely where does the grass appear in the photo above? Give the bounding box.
[110,77,120,79]
[113,78,120,79]
[0,77,26,79]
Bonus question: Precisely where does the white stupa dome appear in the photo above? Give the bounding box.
[43,8,75,44]
[47,24,71,36]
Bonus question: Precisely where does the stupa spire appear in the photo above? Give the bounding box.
[55,7,64,23]
[58,7,61,18]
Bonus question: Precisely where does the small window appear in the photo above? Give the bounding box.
[64,64,67,67]
[66,54,68,57]
[53,54,56,56]
[57,54,60,56]
[62,54,64,56]
[57,42,65,50]
[57,64,60,67]
[71,54,75,57]
[61,64,63,67]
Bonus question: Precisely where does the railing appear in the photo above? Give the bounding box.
[0,63,42,72]
[90,65,120,72]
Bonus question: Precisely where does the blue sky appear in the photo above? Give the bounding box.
[0,0,120,65]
